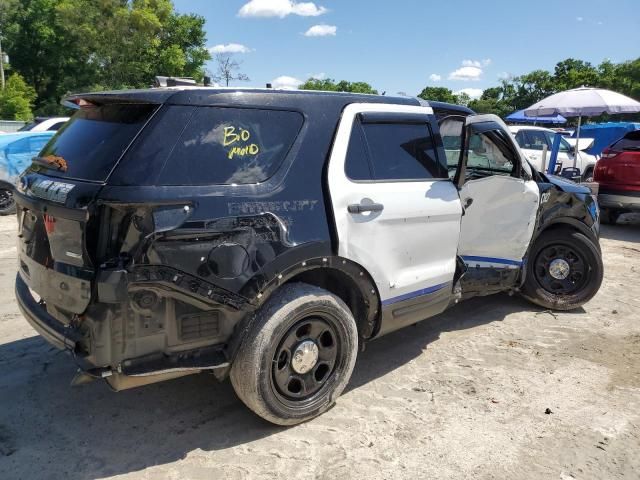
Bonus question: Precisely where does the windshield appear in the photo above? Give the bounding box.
[18,121,38,132]
[31,103,158,182]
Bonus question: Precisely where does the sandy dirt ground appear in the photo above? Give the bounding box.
[0,213,638,480]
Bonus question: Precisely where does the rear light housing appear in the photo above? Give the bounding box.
[600,147,618,159]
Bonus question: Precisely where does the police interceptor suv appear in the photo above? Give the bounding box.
[15,87,603,425]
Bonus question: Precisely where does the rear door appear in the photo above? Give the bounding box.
[455,115,540,269]
[328,103,462,333]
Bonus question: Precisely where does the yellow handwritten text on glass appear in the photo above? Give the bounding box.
[223,126,260,159]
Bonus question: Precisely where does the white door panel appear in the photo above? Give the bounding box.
[459,115,540,268]
[328,103,462,304]
[458,176,539,265]
[336,180,461,300]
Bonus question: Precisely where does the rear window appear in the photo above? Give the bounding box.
[32,104,157,181]
[612,130,640,151]
[112,106,304,186]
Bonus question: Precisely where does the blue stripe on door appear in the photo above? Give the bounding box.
[381,282,449,307]
[461,255,523,266]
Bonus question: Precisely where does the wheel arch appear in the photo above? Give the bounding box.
[227,256,381,364]
[0,179,15,190]
[283,264,380,340]
[532,217,599,250]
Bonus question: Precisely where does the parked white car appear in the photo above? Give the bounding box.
[17,117,69,133]
[510,125,597,181]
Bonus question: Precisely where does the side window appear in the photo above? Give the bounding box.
[466,128,517,176]
[543,131,570,153]
[360,122,445,181]
[522,130,549,151]
[345,122,372,181]
[514,130,528,149]
[119,106,304,186]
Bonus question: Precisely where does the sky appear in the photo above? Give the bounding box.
[173,0,640,98]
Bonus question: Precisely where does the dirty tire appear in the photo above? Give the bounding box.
[599,207,620,225]
[230,283,358,426]
[0,188,16,215]
[522,229,603,310]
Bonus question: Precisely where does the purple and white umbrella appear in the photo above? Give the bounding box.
[525,87,640,167]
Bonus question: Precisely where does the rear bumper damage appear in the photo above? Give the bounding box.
[16,267,235,388]
[15,273,82,351]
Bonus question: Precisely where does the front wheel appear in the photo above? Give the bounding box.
[230,283,358,425]
[521,229,603,310]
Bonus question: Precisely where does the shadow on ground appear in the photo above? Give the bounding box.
[599,212,640,242]
[0,293,545,480]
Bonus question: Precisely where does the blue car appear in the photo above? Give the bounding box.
[0,131,55,214]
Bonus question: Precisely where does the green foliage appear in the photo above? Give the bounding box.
[300,78,378,94]
[0,0,210,115]
[417,86,459,104]
[420,57,640,119]
[0,73,37,120]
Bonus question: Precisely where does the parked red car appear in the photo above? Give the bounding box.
[594,130,640,224]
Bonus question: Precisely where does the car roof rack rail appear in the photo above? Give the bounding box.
[153,76,198,88]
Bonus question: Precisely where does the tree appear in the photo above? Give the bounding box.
[553,58,599,91]
[1,0,210,114]
[421,57,639,120]
[0,73,36,120]
[299,78,377,94]
[417,86,458,104]
[212,54,249,87]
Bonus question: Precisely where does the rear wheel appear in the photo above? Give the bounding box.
[230,283,358,425]
[522,229,603,310]
[0,188,16,215]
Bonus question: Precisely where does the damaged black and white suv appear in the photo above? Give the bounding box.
[15,87,603,425]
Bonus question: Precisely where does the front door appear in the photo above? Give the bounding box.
[455,115,540,270]
[328,103,463,334]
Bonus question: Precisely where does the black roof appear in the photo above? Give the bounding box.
[65,87,473,115]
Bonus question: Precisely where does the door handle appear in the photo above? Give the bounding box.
[463,197,473,209]
[347,203,384,214]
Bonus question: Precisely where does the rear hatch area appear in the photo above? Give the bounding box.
[15,101,158,326]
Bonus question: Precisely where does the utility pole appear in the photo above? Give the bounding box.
[0,33,5,90]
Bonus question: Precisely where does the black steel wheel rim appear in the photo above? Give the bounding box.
[534,243,589,295]
[0,189,14,210]
[271,315,339,402]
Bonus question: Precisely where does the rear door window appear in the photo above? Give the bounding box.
[360,122,445,181]
[33,104,158,182]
